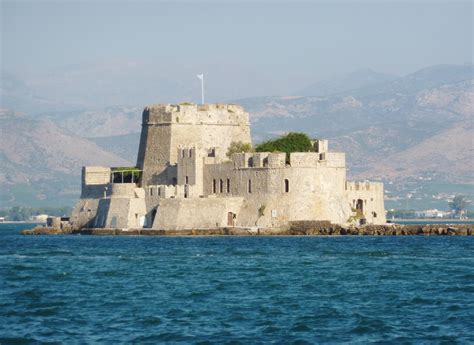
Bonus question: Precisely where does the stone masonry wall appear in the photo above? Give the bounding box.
[136,104,251,187]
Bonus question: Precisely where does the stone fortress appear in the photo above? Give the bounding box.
[71,103,386,231]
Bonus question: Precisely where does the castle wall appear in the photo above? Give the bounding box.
[71,103,387,231]
[177,146,204,196]
[152,197,244,230]
[70,198,101,230]
[346,181,386,225]
[136,104,251,187]
[197,151,353,227]
[80,166,110,198]
[70,166,111,229]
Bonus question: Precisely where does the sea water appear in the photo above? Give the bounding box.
[1,223,473,343]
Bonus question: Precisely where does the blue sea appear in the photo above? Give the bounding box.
[1,224,473,343]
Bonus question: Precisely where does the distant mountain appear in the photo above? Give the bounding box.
[0,110,131,206]
[1,64,472,210]
[39,105,143,138]
[298,68,397,97]
[237,65,474,209]
[90,132,141,163]
[241,67,472,173]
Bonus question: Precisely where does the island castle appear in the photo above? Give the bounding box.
[70,103,386,230]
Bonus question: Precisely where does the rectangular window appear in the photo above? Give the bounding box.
[213,179,216,193]
[185,176,189,184]
[248,179,252,193]
[220,179,224,193]
[227,179,230,193]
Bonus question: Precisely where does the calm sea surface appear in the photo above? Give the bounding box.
[1,224,473,344]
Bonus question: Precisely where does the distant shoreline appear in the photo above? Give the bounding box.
[390,219,474,224]
[0,221,45,224]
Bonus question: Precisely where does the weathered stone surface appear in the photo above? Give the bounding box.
[23,223,474,236]
[21,226,70,235]
[71,103,387,232]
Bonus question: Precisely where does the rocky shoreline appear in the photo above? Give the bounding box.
[21,221,474,236]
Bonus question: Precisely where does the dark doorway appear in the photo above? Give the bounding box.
[227,212,236,226]
[149,208,158,228]
[356,199,364,212]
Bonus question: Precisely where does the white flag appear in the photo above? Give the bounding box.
[197,74,204,80]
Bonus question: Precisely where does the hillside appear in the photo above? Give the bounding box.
[238,65,473,209]
[240,67,473,179]
[0,64,472,210]
[0,110,131,206]
[39,106,142,138]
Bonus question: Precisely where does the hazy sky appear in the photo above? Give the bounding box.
[1,0,473,104]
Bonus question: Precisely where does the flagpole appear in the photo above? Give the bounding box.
[197,74,205,105]
[201,74,205,105]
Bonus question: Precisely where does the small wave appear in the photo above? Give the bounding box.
[290,323,312,332]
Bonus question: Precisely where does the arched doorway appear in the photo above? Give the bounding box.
[227,212,236,226]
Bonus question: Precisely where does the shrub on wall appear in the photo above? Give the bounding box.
[255,132,312,162]
[226,141,254,157]
[112,167,141,182]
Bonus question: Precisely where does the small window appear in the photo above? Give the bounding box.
[158,187,161,196]
[150,187,153,196]
[185,176,189,184]
[227,179,230,193]
[248,157,253,167]
[248,179,252,193]
[284,179,289,193]
[181,150,185,158]
[220,179,224,193]
[213,179,217,193]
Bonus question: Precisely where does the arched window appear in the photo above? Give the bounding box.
[248,179,252,193]
[284,179,289,193]
[189,149,193,158]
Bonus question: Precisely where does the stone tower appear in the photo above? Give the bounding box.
[136,103,251,186]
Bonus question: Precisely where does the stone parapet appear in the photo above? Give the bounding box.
[346,181,384,191]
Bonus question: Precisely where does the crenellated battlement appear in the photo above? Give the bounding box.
[142,103,249,126]
[346,181,384,191]
[73,102,386,230]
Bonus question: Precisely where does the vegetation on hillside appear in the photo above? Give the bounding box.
[448,195,470,218]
